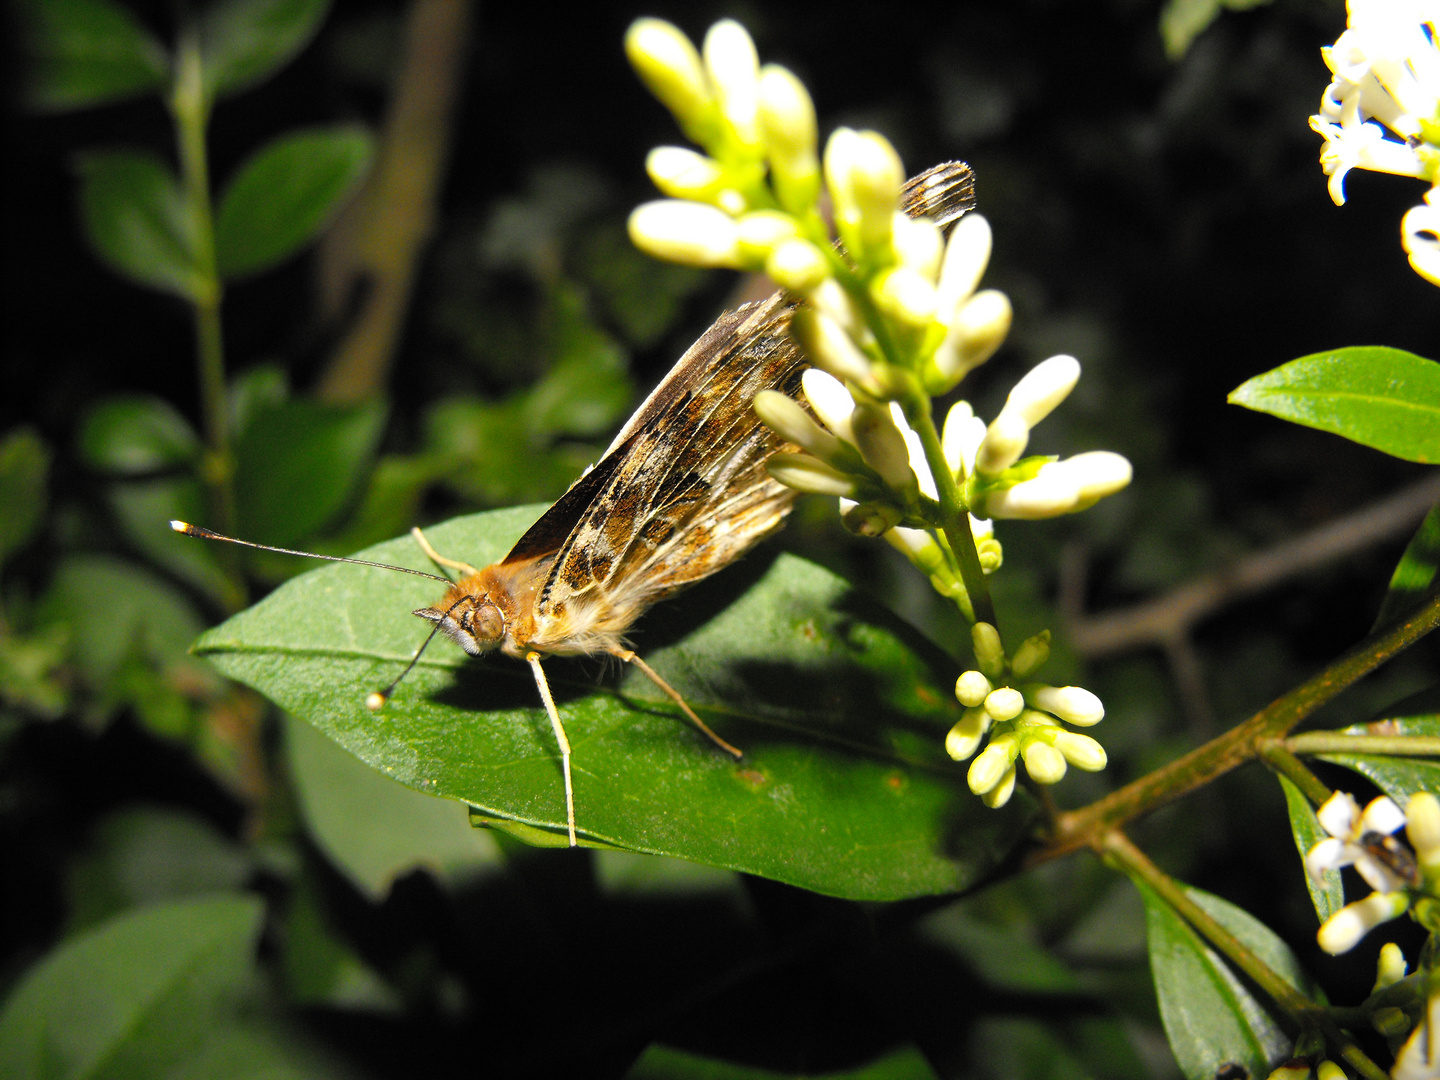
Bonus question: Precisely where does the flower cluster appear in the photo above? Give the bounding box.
[943,622,1107,807]
[1310,0,1440,285]
[1305,791,1440,955]
[625,17,1129,805]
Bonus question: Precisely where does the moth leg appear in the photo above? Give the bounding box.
[606,645,743,760]
[527,651,577,848]
[411,526,480,577]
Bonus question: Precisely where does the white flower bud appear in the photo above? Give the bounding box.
[1053,451,1133,510]
[753,390,842,461]
[850,132,904,262]
[1317,791,1361,838]
[766,238,829,294]
[1053,731,1107,771]
[928,290,1012,392]
[823,127,863,241]
[954,670,992,707]
[1000,355,1081,428]
[871,266,938,329]
[945,706,990,761]
[1374,942,1408,993]
[757,64,819,213]
[791,308,871,383]
[852,403,918,496]
[1363,795,1407,835]
[800,368,858,443]
[628,200,741,268]
[892,214,944,281]
[971,622,1005,680]
[841,501,902,537]
[702,20,760,149]
[1010,632,1050,678]
[968,735,1016,795]
[982,765,1017,808]
[807,277,862,332]
[885,525,945,573]
[736,210,799,259]
[1317,892,1411,955]
[1408,792,1440,872]
[1022,740,1067,785]
[975,412,1030,477]
[983,686,1024,722]
[646,147,724,201]
[941,401,986,478]
[1027,684,1104,726]
[982,470,1081,520]
[766,453,857,497]
[625,20,716,145]
[935,212,992,317]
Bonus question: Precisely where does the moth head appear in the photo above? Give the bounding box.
[414,594,505,655]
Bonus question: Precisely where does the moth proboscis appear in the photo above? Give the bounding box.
[175,160,976,848]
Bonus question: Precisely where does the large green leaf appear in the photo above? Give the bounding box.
[199,0,330,101]
[78,394,200,474]
[74,150,197,298]
[1277,775,1342,924]
[1141,882,1311,1080]
[1228,347,1440,463]
[18,0,169,112]
[215,125,374,279]
[194,507,1031,900]
[1374,503,1440,632]
[1319,686,1440,804]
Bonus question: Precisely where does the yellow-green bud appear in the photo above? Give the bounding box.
[629,200,741,268]
[1372,1006,1412,1038]
[1027,685,1104,726]
[702,20,760,149]
[852,403,918,497]
[841,500,902,537]
[1011,631,1050,677]
[871,266,938,329]
[892,214,943,281]
[800,368,858,443]
[977,537,1003,572]
[1002,354,1081,428]
[968,735,1016,796]
[791,307,872,383]
[767,238,829,294]
[926,289,1011,393]
[625,19,717,147]
[850,132,904,263]
[736,210,799,261]
[1053,731,1107,771]
[954,670,992,708]
[1408,792,1440,874]
[766,453,857,497]
[646,146,724,201]
[757,64,820,214]
[971,622,1005,679]
[981,764,1017,808]
[983,686,1024,721]
[1021,740,1067,784]
[935,212,992,316]
[975,412,1029,476]
[823,128,863,247]
[1313,1062,1345,1080]
[753,389,842,461]
[1374,942,1408,993]
[945,706,990,760]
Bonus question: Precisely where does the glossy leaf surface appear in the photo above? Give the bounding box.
[195,507,1031,900]
[1228,347,1440,463]
[1320,686,1440,805]
[1277,775,1342,923]
[215,125,373,279]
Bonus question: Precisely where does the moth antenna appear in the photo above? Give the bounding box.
[366,593,470,710]
[170,521,452,584]
[526,652,577,847]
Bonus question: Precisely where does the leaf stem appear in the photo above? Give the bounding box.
[1288,732,1440,757]
[1258,740,1332,806]
[172,23,235,534]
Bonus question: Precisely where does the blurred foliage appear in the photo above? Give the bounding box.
[5,0,1440,1078]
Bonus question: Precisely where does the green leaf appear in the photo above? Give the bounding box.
[1140,882,1308,1080]
[74,150,197,298]
[234,397,386,546]
[1320,685,1440,804]
[17,0,169,112]
[1228,347,1440,463]
[194,507,1032,900]
[918,903,1085,994]
[0,427,50,565]
[1158,0,1221,60]
[627,1044,940,1080]
[215,125,374,279]
[0,894,263,1080]
[1277,775,1342,923]
[78,395,200,474]
[284,712,502,899]
[109,477,244,610]
[199,0,331,101]
[1374,503,1440,632]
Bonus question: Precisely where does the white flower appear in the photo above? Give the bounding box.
[1394,977,1440,1080]
[1306,792,1411,893]
[1404,186,1440,284]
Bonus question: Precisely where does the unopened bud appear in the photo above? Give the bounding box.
[982,470,1080,520]
[791,307,871,383]
[1010,631,1051,677]
[1318,892,1411,955]
[841,500,902,537]
[1001,354,1081,428]
[1053,731,1107,771]
[646,147,724,200]
[977,537,1003,572]
[936,212,992,315]
[968,735,1016,795]
[757,64,820,213]
[736,210,799,261]
[983,686,1024,721]
[753,390,841,461]
[629,200,741,268]
[625,19,717,146]
[971,622,1005,680]
[927,291,1011,393]
[823,128,863,244]
[852,403,918,496]
[1314,1062,1346,1080]
[1408,792,1440,872]
[945,706,990,760]
[1373,1005,1412,1039]
[1022,740,1067,784]
[982,764,1017,808]
[850,132,904,263]
[954,670,992,708]
[1027,684,1104,726]
[871,266,938,329]
[766,453,857,497]
[975,412,1029,476]
[800,368,858,443]
[1058,452,1133,510]
[1374,942,1409,992]
[703,20,760,148]
[767,238,829,294]
[892,214,943,281]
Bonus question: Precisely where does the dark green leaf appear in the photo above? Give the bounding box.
[1228,347,1440,463]
[1320,686,1440,804]
[194,507,1032,900]
[199,0,330,101]
[0,894,263,1080]
[1277,775,1342,923]
[78,394,200,474]
[75,150,197,298]
[284,712,502,899]
[1140,881,1305,1080]
[1374,503,1440,632]
[109,477,245,610]
[1158,0,1221,59]
[426,398,596,505]
[918,902,1085,994]
[523,289,634,436]
[215,125,374,279]
[17,0,169,112]
[627,1044,939,1080]
[234,397,385,546]
[575,223,709,349]
[0,427,50,564]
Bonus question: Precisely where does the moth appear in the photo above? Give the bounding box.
[176,161,976,847]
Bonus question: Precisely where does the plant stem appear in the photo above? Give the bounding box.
[1288,733,1440,757]
[172,23,234,534]
[1036,587,1440,863]
[903,392,997,630]
[1258,740,1332,806]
